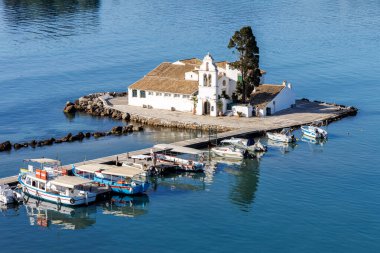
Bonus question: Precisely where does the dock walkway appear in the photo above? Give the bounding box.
[0,99,357,185]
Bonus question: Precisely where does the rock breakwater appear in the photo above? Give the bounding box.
[0,124,142,152]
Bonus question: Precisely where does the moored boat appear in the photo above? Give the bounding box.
[0,184,22,204]
[73,163,150,195]
[153,144,206,172]
[301,125,328,139]
[211,146,247,159]
[220,138,267,153]
[266,128,296,143]
[19,158,97,206]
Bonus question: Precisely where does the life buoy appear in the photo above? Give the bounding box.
[70,198,75,204]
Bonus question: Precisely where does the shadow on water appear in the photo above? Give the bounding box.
[227,159,260,212]
[2,0,101,37]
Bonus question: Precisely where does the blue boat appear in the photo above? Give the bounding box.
[73,164,150,195]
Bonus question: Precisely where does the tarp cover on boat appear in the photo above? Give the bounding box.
[24,158,61,165]
[75,163,115,173]
[153,144,204,155]
[50,176,93,189]
[101,166,144,178]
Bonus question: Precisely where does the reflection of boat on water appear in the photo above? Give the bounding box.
[301,135,327,145]
[266,139,297,153]
[153,172,206,192]
[102,194,149,218]
[227,159,260,212]
[23,197,96,230]
[0,202,20,216]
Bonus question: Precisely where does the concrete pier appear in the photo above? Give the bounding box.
[0,99,357,185]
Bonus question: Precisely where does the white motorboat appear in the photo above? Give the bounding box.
[19,158,97,206]
[211,146,247,159]
[220,138,267,153]
[0,184,21,204]
[266,128,296,143]
[301,125,328,139]
[153,144,206,172]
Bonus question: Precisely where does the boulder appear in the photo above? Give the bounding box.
[133,126,144,132]
[61,133,72,142]
[122,113,131,121]
[13,143,22,149]
[0,141,12,151]
[42,139,54,146]
[93,132,106,138]
[111,126,123,134]
[29,140,37,147]
[64,105,76,113]
[85,132,91,138]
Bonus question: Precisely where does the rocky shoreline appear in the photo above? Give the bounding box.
[0,124,143,152]
[67,92,234,132]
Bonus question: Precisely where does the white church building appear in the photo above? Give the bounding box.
[128,53,295,117]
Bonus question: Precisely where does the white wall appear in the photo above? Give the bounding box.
[232,105,253,117]
[128,89,194,112]
[262,84,296,116]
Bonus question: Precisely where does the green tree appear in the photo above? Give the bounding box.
[228,26,261,103]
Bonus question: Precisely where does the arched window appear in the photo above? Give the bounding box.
[203,74,207,86]
[208,74,212,86]
[222,80,226,86]
[206,62,209,71]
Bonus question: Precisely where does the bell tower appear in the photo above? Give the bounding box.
[197,53,219,116]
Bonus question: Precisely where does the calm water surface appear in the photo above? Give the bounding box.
[0,0,379,252]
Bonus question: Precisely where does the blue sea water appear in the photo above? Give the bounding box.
[0,0,379,252]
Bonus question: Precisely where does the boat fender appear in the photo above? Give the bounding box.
[70,198,75,204]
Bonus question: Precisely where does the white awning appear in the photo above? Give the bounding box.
[75,163,115,174]
[131,155,151,160]
[101,166,144,178]
[50,176,93,189]
[153,144,203,155]
[24,158,61,165]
